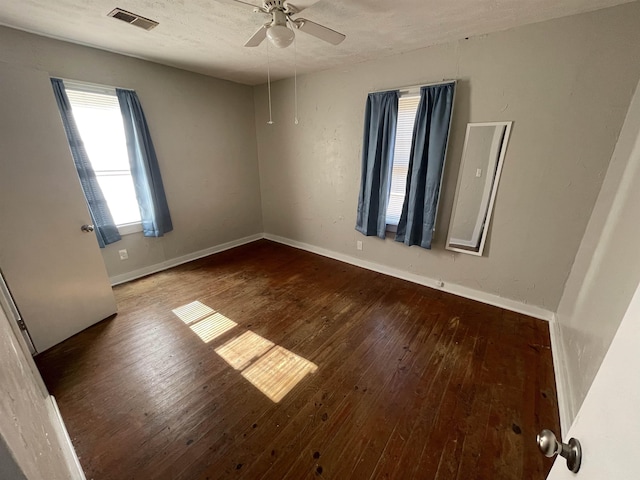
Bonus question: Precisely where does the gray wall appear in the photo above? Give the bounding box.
[0,26,263,279]
[555,78,640,425]
[254,2,640,311]
[0,306,74,479]
[2,2,640,437]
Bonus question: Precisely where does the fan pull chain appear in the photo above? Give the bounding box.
[266,40,274,125]
[294,34,299,125]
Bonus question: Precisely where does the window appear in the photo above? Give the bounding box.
[385,92,420,229]
[356,83,454,247]
[64,82,142,233]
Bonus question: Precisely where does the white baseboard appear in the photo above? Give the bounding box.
[548,313,573,438]
[109,231,554,322]
[47,395,86,480]
[263,233,554,322]
[109,233,264,286]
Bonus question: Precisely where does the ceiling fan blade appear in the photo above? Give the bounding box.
[294,18,345,45]
[283,1,321,14]
[216,0,259,7]
[244,24,269,47]
[217,0,269,14]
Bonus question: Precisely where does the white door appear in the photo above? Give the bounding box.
[547,279,640,479]
[0,62,116,353]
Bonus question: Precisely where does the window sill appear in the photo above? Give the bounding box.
[118,222,143,236]
[386,223,398,234]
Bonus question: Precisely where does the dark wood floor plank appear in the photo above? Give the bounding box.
[365,312,454,480]
[133,264,385,477]
[420,322,485,479]
[388,318,470,479]
[177,271,399,474]
[324,309,446,480]
[280,295,435,480]
[176,278,400,479]
[34,240,560,480]
[232,284,423,480]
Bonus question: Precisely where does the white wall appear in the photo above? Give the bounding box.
[0,26,263,280]
[554,78,640,426]
[254,2,640,312]
[0,305,76,479]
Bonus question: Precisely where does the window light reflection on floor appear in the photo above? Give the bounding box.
[172,301,215,324]
[241,345,318,403]
[172,300,318,403]
[189,313,237,343]
[215,331,275,371]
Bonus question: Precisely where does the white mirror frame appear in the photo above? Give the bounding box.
[446,121,512,256]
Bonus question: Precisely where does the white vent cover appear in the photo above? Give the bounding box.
[107,8,158,31]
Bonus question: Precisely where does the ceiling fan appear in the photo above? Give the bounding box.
[232,0,346,48]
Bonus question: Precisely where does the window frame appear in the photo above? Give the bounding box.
[384,82,457,237]
[63,79,143,235]
[385,89,421,233]
[118,222,143,235]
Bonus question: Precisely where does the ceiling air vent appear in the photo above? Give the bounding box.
[107,8,158,31]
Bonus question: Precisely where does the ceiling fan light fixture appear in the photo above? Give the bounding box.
[266,24,295,48]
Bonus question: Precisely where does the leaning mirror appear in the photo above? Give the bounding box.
[446,121,512,256]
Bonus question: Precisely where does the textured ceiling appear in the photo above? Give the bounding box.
[0,0,634,85]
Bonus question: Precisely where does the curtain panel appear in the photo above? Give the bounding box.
[116,89,173,237]
[355,90,399,239]
[50,78,121,248]
[396,82,455,249]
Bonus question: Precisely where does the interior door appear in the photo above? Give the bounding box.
[0,61,116,353]
[546,279,640,479]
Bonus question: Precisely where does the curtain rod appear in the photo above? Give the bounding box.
[57,77,135,92]
[370,79,456,94]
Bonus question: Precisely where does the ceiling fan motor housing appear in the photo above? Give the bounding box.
[239,0,345,48]
[262,0,288,13]
[267,9,295,47]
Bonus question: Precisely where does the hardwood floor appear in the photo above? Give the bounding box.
[35,240,559,479]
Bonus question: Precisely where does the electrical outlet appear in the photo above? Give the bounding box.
[476,168,482,178]
[119,249,129,260]
[356,240,363,251]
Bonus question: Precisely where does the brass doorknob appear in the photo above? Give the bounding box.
[537,429,582,473]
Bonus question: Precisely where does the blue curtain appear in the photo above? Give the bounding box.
[116,89,173,237]
[396,83,455,249]
[50,78,121,248]
[355,91,399,239]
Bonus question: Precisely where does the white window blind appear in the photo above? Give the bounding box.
[386,94,420,226]
[65,85,142,227]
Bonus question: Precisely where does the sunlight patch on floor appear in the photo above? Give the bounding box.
[215,331,275,370]
[189,313,237,343]
[241,345,318,403]
[172,301,215,324]
[173,300,317,402]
